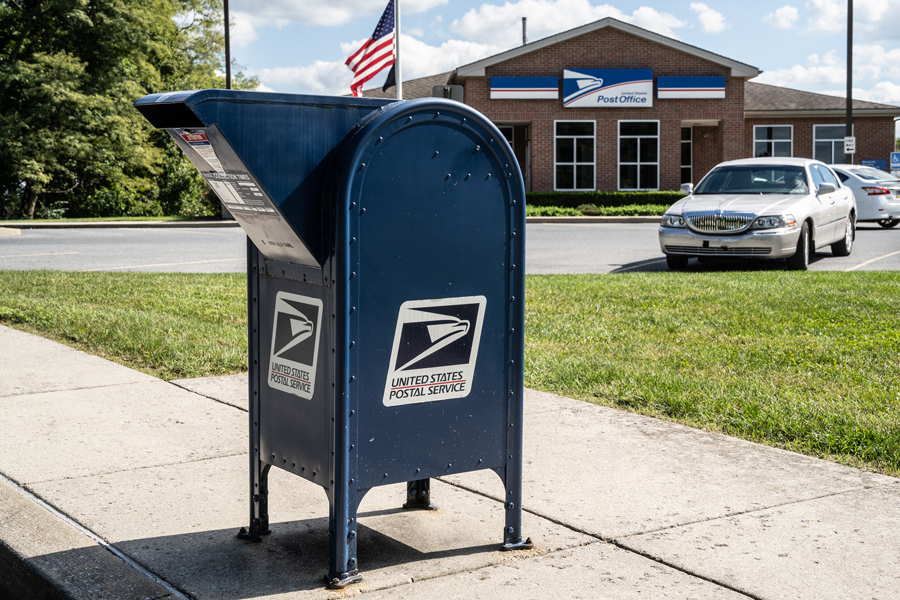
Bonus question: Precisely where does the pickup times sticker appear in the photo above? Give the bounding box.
[268,293,323,400]
[383,296,487,407]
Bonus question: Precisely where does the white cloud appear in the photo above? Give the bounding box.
[764,5,799,29]
[254,33,494,96]
[754,44,900,89]
[450,0,685,48]
[806,0,900,41]
[821,81,900,105]
[228,0,447,48]
[407,27,425,38]
[690,2,730,33]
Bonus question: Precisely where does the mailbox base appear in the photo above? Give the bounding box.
[501,537,534,551]
[326,570,363,589]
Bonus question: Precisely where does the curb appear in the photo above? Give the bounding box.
[526,216,661,224]
[1,220,240,230]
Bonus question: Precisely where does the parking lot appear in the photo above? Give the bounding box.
[1,222,898,273]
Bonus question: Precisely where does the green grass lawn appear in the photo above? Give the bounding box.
[1,270,898,475]
[0,216,200,225]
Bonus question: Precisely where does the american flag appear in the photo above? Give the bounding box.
[345,0,395,97]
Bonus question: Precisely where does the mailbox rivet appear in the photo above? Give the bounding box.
[506,526,515,534]
[377,136,383,143]
[510,328,515,333]
[312,472,316,476]
[383,473,388,478]
[348,559,357,568]
[349,445,355,450]
[350,410,355,416]
[360,208,366,214]
[506,502,515,510]
[301,467,305,471]
[350,202,356,209]
[510,296,515,302]
[350,306,356,313]
[505,163,509,168]
[253,494,259,502]
[350,271,356,279]
[349,518,355,524]
[475,145,481,152]
[447,463,452,469]
[486,173,492,179]
[415,468,421,473]
[465,173,471,180]
[350,376,356,382]
[360,163,366,170]
[511,264,516,270]
[511,231,516,238]
[433,151,439,157]
[509,455,514,459]
[509,360,514,365]
[462,118,467,123]
[477,459,483,464]
[435,111,440,117]
[350,236,356,244]
[292,463,295,467]
[350,479,354,484]
[407,116,413,122]
[508,172,512,178]
[349,341,355,348]
[445,174,451,180]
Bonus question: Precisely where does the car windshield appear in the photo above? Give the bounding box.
[848,167,899,181]
[694,165,809,195]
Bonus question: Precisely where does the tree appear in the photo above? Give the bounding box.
[0,0,256,219]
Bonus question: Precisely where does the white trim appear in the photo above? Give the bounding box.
[454,17,759,79]
[553,120,596,192]
[753,124,793,158]
[617,119,660,191]
[745,109,900,118]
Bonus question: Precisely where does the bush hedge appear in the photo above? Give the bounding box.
[526,190,682,209]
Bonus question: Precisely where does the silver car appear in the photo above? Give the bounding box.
[828,164,900,228]
[659,157,856,271]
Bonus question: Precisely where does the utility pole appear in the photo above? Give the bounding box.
[224,0,232,90]
[844,0,853,164]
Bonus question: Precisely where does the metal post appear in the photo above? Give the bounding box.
[845,0,853,164]
[522,17,527,45]
[224,0,232,90]
[395,0,402,100]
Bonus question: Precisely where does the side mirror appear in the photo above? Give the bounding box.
[680,183,693,195]
[817,182,836,195]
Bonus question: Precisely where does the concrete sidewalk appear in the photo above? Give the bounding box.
[1,325,897,599]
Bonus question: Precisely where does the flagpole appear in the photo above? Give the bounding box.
[395,0,402,100]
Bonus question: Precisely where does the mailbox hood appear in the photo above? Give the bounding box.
[134,89,395,267]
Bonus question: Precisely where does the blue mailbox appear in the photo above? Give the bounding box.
[134,90,530,588]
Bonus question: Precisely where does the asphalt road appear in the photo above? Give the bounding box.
[1,223,898,273]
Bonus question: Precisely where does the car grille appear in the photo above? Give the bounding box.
[686,212,755,233]
[665,245,772,256]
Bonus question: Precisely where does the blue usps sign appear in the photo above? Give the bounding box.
[861,159,888,171]
[891,153,900,170]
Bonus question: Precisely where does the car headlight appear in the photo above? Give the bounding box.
[750,214,796,229]
[661,214,686,228]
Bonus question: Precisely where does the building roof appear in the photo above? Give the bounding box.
[452,17,760,80]
[745,82,900,117]
[358,71,452,99]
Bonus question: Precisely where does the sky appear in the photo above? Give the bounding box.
[226,0,900,119]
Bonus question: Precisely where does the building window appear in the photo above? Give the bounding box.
[619,120,659,190]
[814,125,850,164]
[681,127,692,184]
[554,121,595,190]
[498,126,514,145]
[754,125,792,157]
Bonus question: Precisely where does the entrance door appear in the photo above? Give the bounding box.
[498,124,531,191]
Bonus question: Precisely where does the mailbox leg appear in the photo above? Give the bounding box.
[238,461,271,541]
[325,487,362,589]
[402,479,436,510]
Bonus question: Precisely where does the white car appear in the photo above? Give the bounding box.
[659,157,856,271]
[828,164,900,228]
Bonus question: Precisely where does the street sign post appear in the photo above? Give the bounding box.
[844,136,856,154]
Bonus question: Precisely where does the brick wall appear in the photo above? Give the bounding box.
[463,27,746,192]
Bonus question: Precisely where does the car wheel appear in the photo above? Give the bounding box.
[831,217,854,256]
[877,218,900,229]
[666,255,689,270]
[786,222,809,271]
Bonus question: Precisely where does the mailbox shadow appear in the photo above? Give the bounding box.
[34,516,499,599]
[611,254,827,273]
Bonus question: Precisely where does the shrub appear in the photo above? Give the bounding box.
[526,190,682,209]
